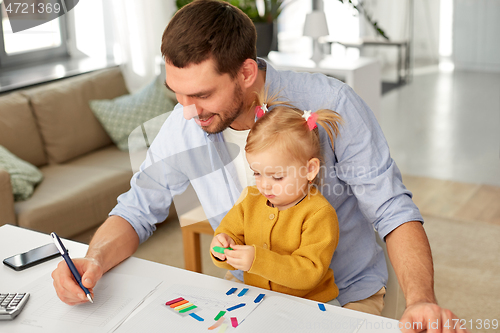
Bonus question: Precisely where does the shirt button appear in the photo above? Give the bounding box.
[269,214,275,219]
[263,243,268,249]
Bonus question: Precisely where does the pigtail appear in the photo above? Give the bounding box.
[314,109,343,151]
[252,87,292,120]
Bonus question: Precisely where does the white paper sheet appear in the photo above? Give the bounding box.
[1,272,162,333]
[117,284,266,332]
[242,295,365,333]
[117,284,365,333]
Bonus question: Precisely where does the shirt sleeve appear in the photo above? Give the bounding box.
[248,205,339,290]
[332,84,423,240]
[109,108,190,243]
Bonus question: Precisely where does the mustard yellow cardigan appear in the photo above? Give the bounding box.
[212,186,339,303]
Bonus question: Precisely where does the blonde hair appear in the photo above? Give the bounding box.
[245,89,343,183]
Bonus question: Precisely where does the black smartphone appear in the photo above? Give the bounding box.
[3,243,61,271]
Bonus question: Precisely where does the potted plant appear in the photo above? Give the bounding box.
[176,0,288,57]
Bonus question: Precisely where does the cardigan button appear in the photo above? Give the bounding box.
[263,243,268,249]
[269,213,275,219]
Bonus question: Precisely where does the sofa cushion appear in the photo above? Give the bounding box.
[14,164,132,237]
[0,92,47,166]
[68,145,133,172]
[21,67,129,164]
[0,145,43,201]
[89,76,175,151]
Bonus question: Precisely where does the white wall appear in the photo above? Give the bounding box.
[453,0,500,72]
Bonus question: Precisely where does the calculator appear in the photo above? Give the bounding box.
[0,293,30,320]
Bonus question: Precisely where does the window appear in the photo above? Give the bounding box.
[0,0,69,67]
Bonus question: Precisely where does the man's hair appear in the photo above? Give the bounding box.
[161,0,257,79]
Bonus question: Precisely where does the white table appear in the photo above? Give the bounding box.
[323,37,410,84]
[0,225,401,332]
[266,51,381,120]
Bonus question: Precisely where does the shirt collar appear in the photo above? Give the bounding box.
[257,57,281,99]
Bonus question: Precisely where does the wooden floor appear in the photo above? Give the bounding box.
[402,174,500,226]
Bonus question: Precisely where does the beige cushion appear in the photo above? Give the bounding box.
[68,145,134,172]
[0,92,47,167]
[21,67,129,164]
[0,168,16,226]
[15,164,132,237]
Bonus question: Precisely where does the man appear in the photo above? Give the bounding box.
[52,1,468,332]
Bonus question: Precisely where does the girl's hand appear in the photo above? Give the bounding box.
[225,245,255,271]
[210,233,235,261]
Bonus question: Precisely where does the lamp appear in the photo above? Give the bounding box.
[303,11,329,64]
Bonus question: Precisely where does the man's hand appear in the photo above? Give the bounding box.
[225,245,255,271]
[50,216,139,305]
[51,257,103,305]
[386,222,469,332]
[210,233,235,261]
[400,302,470,333]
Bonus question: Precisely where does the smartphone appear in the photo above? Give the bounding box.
[3,243,61,271]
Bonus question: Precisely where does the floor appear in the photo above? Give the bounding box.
[72,66,500,331]
[380,66,500,187]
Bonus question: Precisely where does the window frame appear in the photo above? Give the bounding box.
[0,1,70,68]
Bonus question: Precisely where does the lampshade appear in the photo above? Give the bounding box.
[303,11,329,38]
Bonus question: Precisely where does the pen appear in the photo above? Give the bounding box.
[51,232,94,303]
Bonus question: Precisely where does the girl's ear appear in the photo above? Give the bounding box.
[306,158,320,182]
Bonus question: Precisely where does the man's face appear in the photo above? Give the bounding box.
[165,58,245,134]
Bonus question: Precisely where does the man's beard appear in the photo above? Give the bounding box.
[202,83,245,134]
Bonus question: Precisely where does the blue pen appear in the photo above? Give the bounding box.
[51,232,94,303]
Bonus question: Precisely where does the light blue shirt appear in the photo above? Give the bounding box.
[110,59,423,306]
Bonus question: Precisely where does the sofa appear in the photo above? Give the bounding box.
[0,67,176,238]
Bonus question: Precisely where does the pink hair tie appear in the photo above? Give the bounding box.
[255,103,268,119]
[302,110,318,130]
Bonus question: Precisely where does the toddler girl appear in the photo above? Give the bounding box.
[210,91,343,304]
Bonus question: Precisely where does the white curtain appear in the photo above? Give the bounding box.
[103,0,176,93]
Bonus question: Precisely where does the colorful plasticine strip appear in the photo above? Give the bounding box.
[165,296,198,315]
[170,299,189,308]
[174,302,193,311]
[217,323,228,333]
[318,303,326,311]
[226,303,245,311]
[213,246,233,253]
[226,287,238,295]
[214,310,226,321]
[254,293,265,303]
[189,313,204,321]
[208,317,225,330]
[237,288,249,297]
[179,305,197,313]
[165,297,184,306]
[231,317,238,328]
